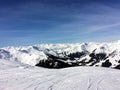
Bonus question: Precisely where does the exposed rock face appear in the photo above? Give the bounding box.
[35,51,115,69]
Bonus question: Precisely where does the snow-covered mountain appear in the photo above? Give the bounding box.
[1,41,120,90]
[1,40,120,69]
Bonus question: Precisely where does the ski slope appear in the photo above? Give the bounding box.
[0,59,120,90]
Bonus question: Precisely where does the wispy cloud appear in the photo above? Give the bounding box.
[89,22,120,32]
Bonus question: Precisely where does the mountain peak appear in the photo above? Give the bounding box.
[0,40,120,69]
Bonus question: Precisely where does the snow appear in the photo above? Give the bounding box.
[0,41,120,69]
[1,41,120,89]
[0,59,120,90]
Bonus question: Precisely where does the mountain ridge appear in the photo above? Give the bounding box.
[0,40,120,69]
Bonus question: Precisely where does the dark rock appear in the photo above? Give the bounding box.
[115,65,120,69]
[102,60,112,67]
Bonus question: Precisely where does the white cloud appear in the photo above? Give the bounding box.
[89,23,120,32]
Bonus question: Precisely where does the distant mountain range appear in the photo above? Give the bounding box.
[1,40,120,69]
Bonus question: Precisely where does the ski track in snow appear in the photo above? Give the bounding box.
[0,60,120,90]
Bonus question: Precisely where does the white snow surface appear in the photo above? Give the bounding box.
[0,59,120,90]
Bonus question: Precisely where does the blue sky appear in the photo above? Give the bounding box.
[0,0,120,47]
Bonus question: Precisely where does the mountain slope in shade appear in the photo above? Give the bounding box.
[0,59,120,90]
[1,40,120,69]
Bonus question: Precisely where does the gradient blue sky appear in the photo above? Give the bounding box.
[0,0,120,47]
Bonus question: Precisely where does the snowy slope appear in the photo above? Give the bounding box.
[0,59,120,90]
[0,40,120,69]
